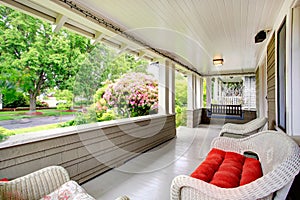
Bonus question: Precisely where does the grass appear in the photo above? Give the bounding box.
[0,109,75,121]
[12,123,63,135]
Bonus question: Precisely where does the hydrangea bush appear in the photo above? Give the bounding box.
[103,72,158,117]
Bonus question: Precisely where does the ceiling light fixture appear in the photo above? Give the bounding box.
[213,58,224,66]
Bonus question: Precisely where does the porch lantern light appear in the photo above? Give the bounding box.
[213,58,224,66]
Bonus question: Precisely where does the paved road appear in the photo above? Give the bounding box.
[0,115,75,130]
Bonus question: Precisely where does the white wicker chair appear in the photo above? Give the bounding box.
[0,166,130,200]
[219,117,268,138]
[170,131,300,200]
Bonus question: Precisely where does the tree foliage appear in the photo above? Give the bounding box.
[73,43,148,103]
[175,72,187,127]
[0,6,93,111]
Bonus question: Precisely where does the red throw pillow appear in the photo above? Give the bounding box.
[0,178,9,182]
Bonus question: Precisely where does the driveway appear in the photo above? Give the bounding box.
[0,115,75,130]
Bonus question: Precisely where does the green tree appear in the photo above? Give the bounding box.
[175,72,187,127]
[54,89,74,110]
[73,43,148,103]
[0,6,93,112]
[175,73,187,107]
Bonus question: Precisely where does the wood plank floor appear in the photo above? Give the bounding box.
[82,125,221,200]
[83,124,300,200]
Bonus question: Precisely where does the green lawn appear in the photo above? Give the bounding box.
[12,123,63,135]
[0,109,75,121]
[0,122,65,141]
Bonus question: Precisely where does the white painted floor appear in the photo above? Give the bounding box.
[83,125,222,200]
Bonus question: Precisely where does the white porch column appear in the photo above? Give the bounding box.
[158,59,169,114]
[213,78,219,103]
[187,74,202,127]
[169,62,175,114]
[196,76,201,109]
[218,79,222,104]
[199,77,203,108]
[206,77,212,108]
[187,74,195,110]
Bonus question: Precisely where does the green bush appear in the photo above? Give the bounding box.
[36,100,49,107]
[98,110,116,121]
[175,106,187,127]
[3,90,28,108]
[103,72,158,118]
[56,102,72,110]
[73,100,93,107]
[55,90,74,110]
[0,127,15,141]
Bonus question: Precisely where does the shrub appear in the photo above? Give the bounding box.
[103,72,158,118]
[0,127,15,141]
[36,100,49,108]
[55,90,74,110]
[98,110,116,121]
[175,106,187,127]
[56,102,72,110]
[2,90,28,108]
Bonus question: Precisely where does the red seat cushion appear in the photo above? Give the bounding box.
[191,148,262,188]
[191,148,225,182]
[240,158,263,186]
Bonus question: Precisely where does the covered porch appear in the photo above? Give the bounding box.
[1,0,300,199]
[82,125,221,200]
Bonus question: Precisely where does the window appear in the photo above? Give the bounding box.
[277,19,286,131]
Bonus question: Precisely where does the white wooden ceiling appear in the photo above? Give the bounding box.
[1,0,294,76]
[76,0,286,75]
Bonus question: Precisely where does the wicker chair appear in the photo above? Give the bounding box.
[219,117,268,138]
[171,131,300,200]
[0,166,130,200]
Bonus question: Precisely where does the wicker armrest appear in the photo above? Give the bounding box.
[0,166,70,200]
[210,136,244,153]
[170,175,272,200]
[170,172,293,200]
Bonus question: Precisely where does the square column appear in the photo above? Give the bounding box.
[206,77,212,108]
[169,62,175,114]
[196,76,201,109]
[199,77,203,108]
[187,74,195,110]
[187,74,203,127]
[158,59,171,114]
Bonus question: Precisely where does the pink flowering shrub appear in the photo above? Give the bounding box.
[103,72,158,117]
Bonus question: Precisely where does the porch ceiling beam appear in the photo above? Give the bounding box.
[117,43,129,55]
[90,31,105,45]
[135,51,146,61]
[52,13,68,32]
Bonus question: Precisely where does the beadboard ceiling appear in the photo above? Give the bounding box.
[76,0,285,75]
[1,0,291,75]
